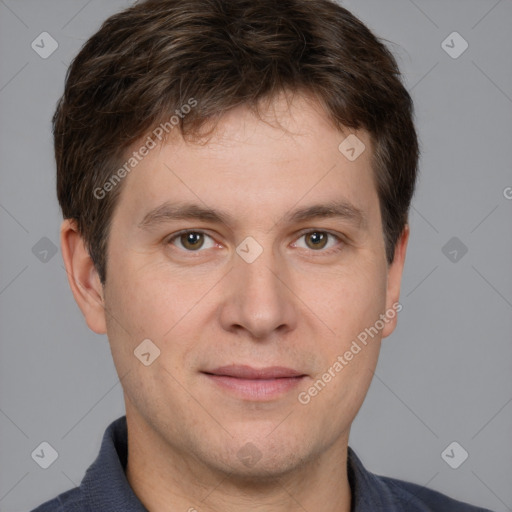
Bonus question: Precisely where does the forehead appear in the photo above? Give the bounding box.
[112,91,379,230]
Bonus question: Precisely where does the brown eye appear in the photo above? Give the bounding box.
[304,231,328,250]
[180,232,204,250]
[292,230,344,254]
[168,231,216,252]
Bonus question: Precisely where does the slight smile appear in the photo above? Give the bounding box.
[202,365,307,401]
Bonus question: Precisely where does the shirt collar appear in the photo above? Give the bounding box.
[81,416,148,511]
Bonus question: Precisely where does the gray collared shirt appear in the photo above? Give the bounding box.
[31,416,495,512]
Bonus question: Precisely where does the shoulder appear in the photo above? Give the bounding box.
[347,447,495,512]
[378,473,495,512]
[29,416,129,512]
[30,486,86,512]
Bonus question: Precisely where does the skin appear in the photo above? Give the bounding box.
[61,90,409,512]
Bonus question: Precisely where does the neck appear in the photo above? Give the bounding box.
[124,413,352,512]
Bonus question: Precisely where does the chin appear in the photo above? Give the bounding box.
[220,450,309,485]
[198,430,315,482]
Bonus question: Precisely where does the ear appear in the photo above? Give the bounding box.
[60,219,107,334]
[381,224,409,339]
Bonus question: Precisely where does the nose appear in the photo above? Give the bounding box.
[218,242,298,341]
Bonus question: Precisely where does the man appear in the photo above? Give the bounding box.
[32,0,494,510]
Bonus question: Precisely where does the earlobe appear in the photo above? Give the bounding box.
[381,224,409,339]
[60,219,107,334]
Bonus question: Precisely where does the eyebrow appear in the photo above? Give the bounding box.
[138,200,367,231]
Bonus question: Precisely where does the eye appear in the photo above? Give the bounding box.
[292,230,344,253]
[167,231,216,251]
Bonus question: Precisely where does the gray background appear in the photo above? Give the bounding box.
[0,0,511,511]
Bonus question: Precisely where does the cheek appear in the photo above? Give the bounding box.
[310,259,387,408]
[106,258,186,337]
[302,258,388,345]
[297,274,385,436]
[104,258,220,374]
[102,264,197,415]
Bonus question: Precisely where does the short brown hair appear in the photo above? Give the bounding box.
[54,0,419,284]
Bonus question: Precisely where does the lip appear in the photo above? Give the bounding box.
[205,365,305,379]
[202,365,307,401]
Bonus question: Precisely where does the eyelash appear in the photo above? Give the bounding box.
[165,229,346,256]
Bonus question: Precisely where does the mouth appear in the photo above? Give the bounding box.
[201,365,307,401]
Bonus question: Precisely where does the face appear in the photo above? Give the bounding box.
[67,91,408,479]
